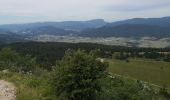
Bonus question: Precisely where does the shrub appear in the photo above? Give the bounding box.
[51,49,108,100]
[0,48,37,73]
[160,85,170,98]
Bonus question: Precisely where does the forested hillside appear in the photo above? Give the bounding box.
[1,42,170,69]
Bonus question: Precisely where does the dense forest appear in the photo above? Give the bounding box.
[0,42,170,69]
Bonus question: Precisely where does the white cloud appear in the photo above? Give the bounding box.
[0,0,170,24]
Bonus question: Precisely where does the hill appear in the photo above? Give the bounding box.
[18,26,78,37]
[108,17,170,27]
[1,17,170,42]
[0,19,107,31]
[80,24,170,38]
[80,17,170,38]
[0,29,24,43]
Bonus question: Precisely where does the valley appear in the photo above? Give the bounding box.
[31,35,170,48]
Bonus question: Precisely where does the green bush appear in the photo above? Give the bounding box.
[0,48,38,73]
[97,77,158,100]
[51,49,108,100]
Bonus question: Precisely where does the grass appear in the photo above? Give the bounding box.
[0,71,57,100]
[0,58,169,100]
[107,58,170,88]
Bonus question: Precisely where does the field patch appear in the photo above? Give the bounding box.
[108,58,170,88]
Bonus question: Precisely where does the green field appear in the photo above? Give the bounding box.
[108,58,170,88]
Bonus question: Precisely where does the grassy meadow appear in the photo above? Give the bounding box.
[108,58,170,88]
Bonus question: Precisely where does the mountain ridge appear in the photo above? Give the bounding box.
[1,17,170,42]
[80,17,170,38]
[107,16,170,27]
[0,19,107,31]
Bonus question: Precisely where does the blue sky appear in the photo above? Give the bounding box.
[0,0,170,24]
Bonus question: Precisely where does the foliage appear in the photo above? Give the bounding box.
[113,52,129,60]
[1,42,170,69]
[163,54,170,62]
[0,42,169,99]
[97,76,157,100]
[0,48,37,73]
[0,46,167,100]
[51,49,108,100]
[0,71,57,100]
[160,85,170,99]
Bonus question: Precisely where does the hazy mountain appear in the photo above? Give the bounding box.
[80,24,170,37]
[107,17,170,27]
[0,30,24,43]
[80,17,170,38]
[19,26,78,36]
[0,28,9,33]
[1,17,170,40]
[0,19,107,31]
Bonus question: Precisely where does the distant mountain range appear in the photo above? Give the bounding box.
[19,26,78,37]
[81,24,170,38]
[81,17,170,38]
[108,17,170,27]
[0,17,170,43]
[0,29,24,43]
[0,19,107,31]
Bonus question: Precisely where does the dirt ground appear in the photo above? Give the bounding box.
[0,80,16,100]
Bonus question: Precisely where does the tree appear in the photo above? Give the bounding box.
[0,48,37,73]
[113,52,128,60]
[164,54,170,62]
[0,48,19,62]
[51,49,108,100]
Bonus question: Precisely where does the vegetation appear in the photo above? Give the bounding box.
[0,48,37,73]
[0,71,57,100]
[108,58,170,87]
[51,50,108,100]
[98,77,157,100]
[1,42,170,69]
[0,42,169,100]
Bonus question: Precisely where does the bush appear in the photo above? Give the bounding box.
[98,77,157,100]
[160,85,170,98]
[0,48,38,73]
[163,54,170,62]
[113,52,128,60]
[51,49,108,100]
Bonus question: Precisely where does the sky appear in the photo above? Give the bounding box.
[0,0,170,24]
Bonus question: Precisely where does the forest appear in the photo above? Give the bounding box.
[0,42,170,69]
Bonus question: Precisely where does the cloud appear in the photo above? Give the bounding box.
[105,0,170,12]
[0,0,170,24]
